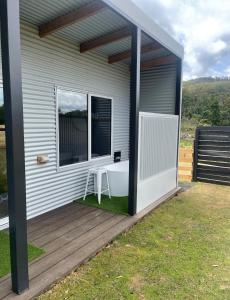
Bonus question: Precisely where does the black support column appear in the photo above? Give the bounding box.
[128,26,141,216]
[0,0,29,294]
[175,59,183,186]
[175,59,182,116]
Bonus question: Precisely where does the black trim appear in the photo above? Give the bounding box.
[175,59,182,115]
[175,59,182,183]
[128,26,141,216]
[0,0,29,294]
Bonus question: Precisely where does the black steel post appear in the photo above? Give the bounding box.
[128,26,141,216]
[0,0,29,294]
[175,59,182,116]
[175,59,183,186]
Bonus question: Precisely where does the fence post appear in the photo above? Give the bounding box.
[193,128,199,181]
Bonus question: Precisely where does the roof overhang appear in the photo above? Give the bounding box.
[103,0,184,59]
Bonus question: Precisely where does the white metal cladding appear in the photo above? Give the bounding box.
[140,64,177,114]
[0,22,130,220]
[136,112,179,213]
[138,113,179,180]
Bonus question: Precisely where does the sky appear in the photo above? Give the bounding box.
[58,89,87,113]
[133,0,230,80]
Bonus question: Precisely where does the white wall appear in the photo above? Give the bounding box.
[137,113,179,213]
[0,22,130,220]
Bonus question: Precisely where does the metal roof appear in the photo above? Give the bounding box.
[104,0,184,58]
[19,0,181,64]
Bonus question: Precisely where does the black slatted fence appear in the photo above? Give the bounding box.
[193,126,230,186]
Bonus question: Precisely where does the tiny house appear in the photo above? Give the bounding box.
[0,0,183,295]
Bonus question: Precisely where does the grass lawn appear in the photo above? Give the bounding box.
[0,231,44,278]
[77,194,128,215]
[39,183,230,300]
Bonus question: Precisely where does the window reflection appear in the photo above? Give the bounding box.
[58,89,88,166]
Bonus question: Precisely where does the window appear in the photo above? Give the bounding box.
[57,89,112,168]
[58,89,88,166]
[91,96,112,158]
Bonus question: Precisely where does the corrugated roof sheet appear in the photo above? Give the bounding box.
[20,0,171,64]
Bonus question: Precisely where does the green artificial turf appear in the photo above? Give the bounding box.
[39,183,230,300]
[78,194,128,215]
[0,231,44,278]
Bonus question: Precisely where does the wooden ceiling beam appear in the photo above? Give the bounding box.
[80,26,132,53]
[39,0,107,38]
[108,43,162,64]
[140,54,177,70]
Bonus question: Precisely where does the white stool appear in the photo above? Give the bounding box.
[83,168,111,204]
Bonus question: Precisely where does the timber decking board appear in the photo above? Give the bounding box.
[33,208,104,247]
[0,203,128,299]
[27,203,88,235]
[0,188,180,300]
[27,215,126,282]
[27,202,77,226]
[28,205,95,241]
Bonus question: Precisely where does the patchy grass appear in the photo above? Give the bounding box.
[0,231,44,278]
[39,183,230,300]
[180,118,196,148]
[180,139,193,148]
[77,194,128,215]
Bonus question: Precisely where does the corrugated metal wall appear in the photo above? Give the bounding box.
[140,64,177,114]
[0,20,178,221]
[137,112,179,213]
[139,113,179,180]
[0,22,130,219]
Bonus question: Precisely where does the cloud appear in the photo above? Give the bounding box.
[132,0,230,80]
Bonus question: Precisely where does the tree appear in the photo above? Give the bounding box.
[209,98,221,125]
[182,78,230,126]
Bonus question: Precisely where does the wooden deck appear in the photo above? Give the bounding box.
[0,188,179,299]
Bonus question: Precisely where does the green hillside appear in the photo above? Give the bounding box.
[181,77,230,146]
[182,77,230,125]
